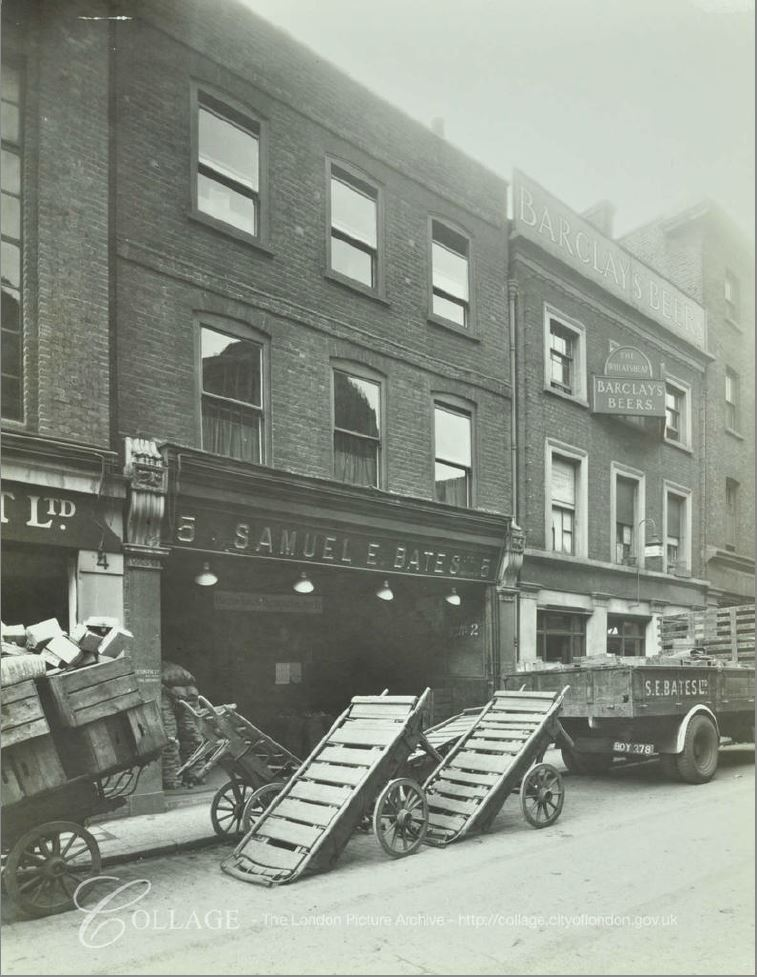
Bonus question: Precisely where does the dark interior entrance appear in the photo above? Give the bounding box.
[1,543,71,631]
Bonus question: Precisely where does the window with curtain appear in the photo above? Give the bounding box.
[666,492,683,569]
[431,220,469,327]
[1,63,23,421]
[330,166,378,288]
[201,326,263,463]
[434,403,472,507]
[333,370,381,487]
[196,92,260,236]
[615,476,637,564]
[551,456,577,554]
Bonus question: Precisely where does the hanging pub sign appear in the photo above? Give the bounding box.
[592,346,666,417]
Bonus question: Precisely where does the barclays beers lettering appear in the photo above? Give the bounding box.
[644,678,710,697]
[513,171,707,351]
[594,378,665,412]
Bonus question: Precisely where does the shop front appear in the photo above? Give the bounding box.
[159,448,512,755]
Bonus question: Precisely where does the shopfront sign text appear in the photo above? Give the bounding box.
[513,170,707,351]
[0,483,122,551]
[173,510,500,582]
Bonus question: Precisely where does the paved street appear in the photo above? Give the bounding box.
[3,748,754,976]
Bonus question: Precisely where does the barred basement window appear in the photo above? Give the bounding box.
[201,326,263,463]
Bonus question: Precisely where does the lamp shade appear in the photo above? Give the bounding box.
[444,588,462,606]
[376,579,394,601]
[194,562,218,587]
[293,571,315,594]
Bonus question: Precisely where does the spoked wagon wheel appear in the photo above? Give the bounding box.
[4,820,101,917]
[373,778,428,858]
[520,763,565,829]
[241,782,284,833]
[210,779,255,838]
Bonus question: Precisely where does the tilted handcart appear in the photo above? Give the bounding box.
[177,696,301,838]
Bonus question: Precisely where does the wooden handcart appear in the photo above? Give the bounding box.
[221,689,436,886]
[422,687,570,845]
[177,696,301,838]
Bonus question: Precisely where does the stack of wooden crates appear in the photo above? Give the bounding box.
[1,657,166,805]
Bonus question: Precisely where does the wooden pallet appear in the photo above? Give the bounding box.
[422,689,567,847]
[221,691,430,886]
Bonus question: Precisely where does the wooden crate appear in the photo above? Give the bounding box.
[4,735,67,798]
[1,679,50,748]
[124,700,168,760]
[1,758,25,806]
[59,714,135,780]
[38,655,143,728]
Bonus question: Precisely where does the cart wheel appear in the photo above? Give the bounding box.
[520,763,565,829]
[210,780,255,838]
[241,782,284,833]
[373,778,428,858]
[4,821,101,917]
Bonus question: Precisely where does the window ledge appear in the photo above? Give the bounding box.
[663,437,693,455]
[427,313,481,342]
[543,385,589,409]
[188,209,274,256]
[325,269,389,306]
[725,426,744,441]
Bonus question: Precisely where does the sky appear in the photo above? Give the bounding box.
[239,0,755,241]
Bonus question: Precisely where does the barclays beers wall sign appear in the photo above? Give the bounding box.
[513,170,707,352]
[593,347,666,417]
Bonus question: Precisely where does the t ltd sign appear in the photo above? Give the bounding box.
[513,171,707,351]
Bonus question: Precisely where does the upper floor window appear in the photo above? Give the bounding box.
[434,403,472,507]
[724,271,740,324]
[725,478,739,552]
[543,308,586,402]
[546,440,588,558]
[615,475,638,565]
[725,368,739,432]
[1,63,23,422]
[550,455,577,554]
[664,485,691,575]
[430,220,470,327]
[196,91,260,237]
[201,325,263,463]
[333,369,381,487]
[663,378,691,449]
[329,164,379,290]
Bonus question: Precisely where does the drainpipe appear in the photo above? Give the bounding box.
[508,281,519,522]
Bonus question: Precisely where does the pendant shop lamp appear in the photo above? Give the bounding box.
[375,579,394,601]
[444,587,462,606]
[194,562,218,587]
[293,571,315,594]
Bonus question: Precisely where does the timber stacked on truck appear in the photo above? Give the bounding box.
[504,603,755,786]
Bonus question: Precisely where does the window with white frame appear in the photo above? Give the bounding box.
[329,164,379,289]
[724,271,740,324]
[434,402,472,507]
[333,369,382,488]
[725,368,739,432]
[551,456,577,554]
[614,475,639,565]
[195,91,261,237]
[431,220,470,327]
[544,309,586,401]
[663,378,690,448]
[664,486,691,574]
[200,325,264,463]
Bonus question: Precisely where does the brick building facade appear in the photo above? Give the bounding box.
[622,203,755,604]
[508,172,713,666]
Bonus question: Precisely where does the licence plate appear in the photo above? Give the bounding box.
[613,741,654,756]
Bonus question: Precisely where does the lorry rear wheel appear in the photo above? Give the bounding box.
[676,715,719,784]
